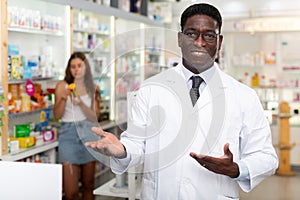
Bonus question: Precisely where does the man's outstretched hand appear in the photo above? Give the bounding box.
[85,127,126,159]
[190,143,239,178]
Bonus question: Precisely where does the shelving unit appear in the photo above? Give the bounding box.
[115,19,143,122]
[71,7,113,123]
[1,0,9,156]
[0,0,70,160]
[8,77,55,84]
[7,0,70,80]
[7,26,64,36]
[94,177,141,199]
[223,20,300,122]
[223,17,300,166]
[0,141,58,162]
[8,105,53,119]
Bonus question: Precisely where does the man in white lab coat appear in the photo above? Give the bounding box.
[86,3,278,200]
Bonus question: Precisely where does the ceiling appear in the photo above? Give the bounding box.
[170,0,300,19]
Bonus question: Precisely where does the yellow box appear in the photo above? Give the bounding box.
[10,136,35,148]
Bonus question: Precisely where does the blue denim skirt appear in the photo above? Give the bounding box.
[58,119,100,165]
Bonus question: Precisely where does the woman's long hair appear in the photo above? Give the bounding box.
[64,52,95,101]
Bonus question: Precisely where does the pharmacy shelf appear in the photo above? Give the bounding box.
[0,141,58,162]
[93,177,141,199]
[8,77,55,84]
[8,26,64,36]
[73,28,109,36]
[232,64,277,68]
[8,105,54,119]
[45,0,163,27]
[99,120,118,130]
[95,167,110,179]
[73,47,93,53]
[99,120,127,130]
[282,70,300,74]
[73,47,110,54]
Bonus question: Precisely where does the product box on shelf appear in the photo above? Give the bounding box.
[10,140,19,153]
[10,136,35,148]
[42,130,55,142]
[35,135,43,146]
[14,123,30,138]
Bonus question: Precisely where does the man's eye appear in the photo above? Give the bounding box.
[204,33,216,38]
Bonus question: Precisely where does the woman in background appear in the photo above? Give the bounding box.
[54,52,100,200]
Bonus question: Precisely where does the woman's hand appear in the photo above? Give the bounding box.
[61,84,71,100]
[72,96,82,106]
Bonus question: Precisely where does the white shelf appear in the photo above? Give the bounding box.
[95,167,110,178]
[93,178,141,199]
[99,120,117,130]
[73,28,109,36]
[8,26,64,36]
[73,47,93,53]
[8,77,56,84]
[0,141,58,161]
[254,87,300,91]
[282,70,300,74]
[73,47,110,54]
[117,72,140,78]
[98,120,127,130]
[232,64,277,68]
[46,0,163,27]
[8,105,54,119]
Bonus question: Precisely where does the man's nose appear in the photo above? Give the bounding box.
[194,34,206,46]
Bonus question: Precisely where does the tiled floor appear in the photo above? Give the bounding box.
[95,172,300,200]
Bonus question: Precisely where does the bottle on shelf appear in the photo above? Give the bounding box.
[260,75,267,87]
[265,52,276,65]
[35,154,42,163]
[244,72,251,86]
[251,72,260,87]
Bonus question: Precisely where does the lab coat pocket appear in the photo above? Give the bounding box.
[217,195,239,200]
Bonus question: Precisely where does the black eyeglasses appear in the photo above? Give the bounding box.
[182,30,219,43]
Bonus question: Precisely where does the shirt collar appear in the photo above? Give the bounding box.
[179,61,217,84]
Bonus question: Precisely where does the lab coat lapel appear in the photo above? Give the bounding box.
[162,67,194,112]
[196,67,226,111]
[158,66,227,113]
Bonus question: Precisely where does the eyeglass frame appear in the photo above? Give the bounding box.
[181,29,220,43]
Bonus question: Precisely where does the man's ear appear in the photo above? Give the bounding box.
[178,32,182,48]
[218,35,223,51]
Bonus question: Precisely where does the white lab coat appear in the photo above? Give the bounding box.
[111,63,278,200]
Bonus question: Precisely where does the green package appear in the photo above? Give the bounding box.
[14,123,31,138]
